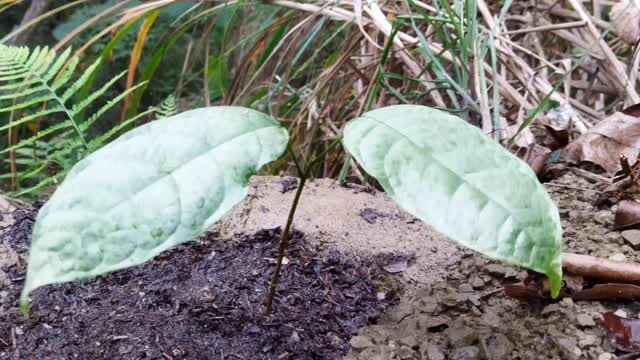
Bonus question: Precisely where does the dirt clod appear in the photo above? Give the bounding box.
[450,346,479,360]
[621,229,640,247]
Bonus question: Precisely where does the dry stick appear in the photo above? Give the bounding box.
[202,18,216,107]
[502,20,587,35]
[563,253,640,284]
[566,0,640,104]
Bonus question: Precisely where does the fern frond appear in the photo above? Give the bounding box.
[155,95,177,119]
[1,120,73,155]
[0,107,64,131]
[0,44,153,197]
[81,80,147,133]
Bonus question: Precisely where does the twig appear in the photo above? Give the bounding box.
[563,253,640,284]
[502,20,587,35]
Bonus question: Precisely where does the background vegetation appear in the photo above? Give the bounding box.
[1,0,637,199]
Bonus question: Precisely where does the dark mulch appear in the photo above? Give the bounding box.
[0,208,399,360]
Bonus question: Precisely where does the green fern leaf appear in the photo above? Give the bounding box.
[155,95,177,119]
[0,44,141,196]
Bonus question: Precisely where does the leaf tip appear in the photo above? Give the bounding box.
[548,270,562,299]
[19,291,30,317]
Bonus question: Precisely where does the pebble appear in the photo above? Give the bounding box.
[450,346,479,360]
[0,271,9,287]
[458,283,474,293]
[598,353,615,360]
[446,326,477,348]
[420,343,445,360]
[552,336,582,360]
[578,334,599,347]
[0,245,18,268]
[593,210,612,225]
[576,314,595,327]
[614,309,628,318]
[479,333,514,359]
[621,230,640,247]
[350,335,374,349]
[470,276,485,288]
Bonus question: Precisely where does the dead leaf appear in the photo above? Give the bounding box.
[623,103,640,118]
[604,311,640,352]
[614,200,640,230]
[543,125,571,150]
[563,112,640,173]
[611,1,640,45]
[523,144,552,176]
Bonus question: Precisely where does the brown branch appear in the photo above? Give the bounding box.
[563,252,640,284]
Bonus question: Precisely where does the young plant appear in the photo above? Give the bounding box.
[19,104,563,315]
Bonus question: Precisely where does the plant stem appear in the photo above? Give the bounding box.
[265,171,308,316]
[264,137,342,316]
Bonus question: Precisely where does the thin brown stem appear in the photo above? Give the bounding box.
[265,138,342,316]
[265,171,308,316]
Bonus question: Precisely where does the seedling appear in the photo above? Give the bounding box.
[19,105,563,316]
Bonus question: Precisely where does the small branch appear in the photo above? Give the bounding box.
[563,252,640,284]
[502,20,587,36]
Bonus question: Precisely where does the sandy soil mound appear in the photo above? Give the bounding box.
[216,176,465,290]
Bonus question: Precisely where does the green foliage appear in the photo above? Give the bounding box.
[20,106,289,310]
[0,44,143,196]
[343,105,563,297]
[154,95,177,119]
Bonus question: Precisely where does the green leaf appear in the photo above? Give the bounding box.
[21,107,289,308]
[343,105,563,297]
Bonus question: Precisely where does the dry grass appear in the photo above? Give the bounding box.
[2,0,640,193]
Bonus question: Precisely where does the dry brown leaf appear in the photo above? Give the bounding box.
[523,144,552,176]
[614,200,640,230]
[604,311,640,352]
[563,112,640,173]
[611,0,640,45]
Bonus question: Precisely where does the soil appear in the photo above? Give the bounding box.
[1,172,639,359]
[0,215,400,360]
[346,172,640,360]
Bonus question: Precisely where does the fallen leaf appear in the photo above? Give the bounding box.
[623,103,640,118]
[523,144,552,176]
[611,0,640,45]
[563,112,640,173]
[604,311,640,352]
[615,200,640,230]
[543,125,571,150]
